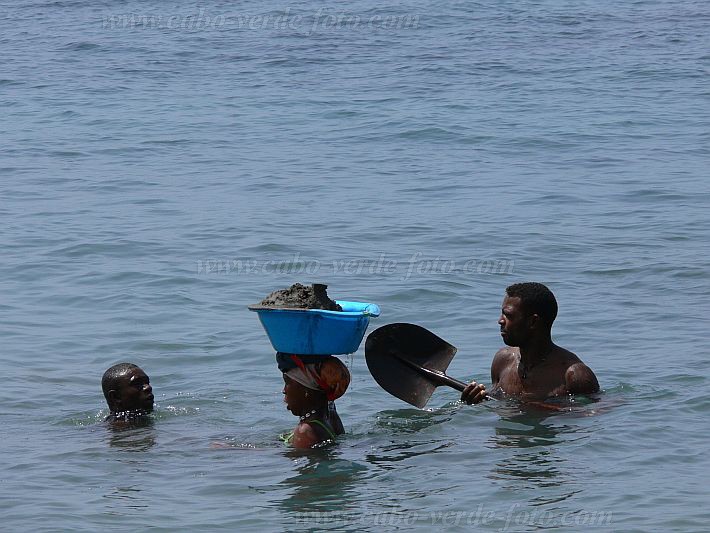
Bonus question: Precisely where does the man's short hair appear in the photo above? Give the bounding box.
[102,362,139,402]
[506,282,558,327]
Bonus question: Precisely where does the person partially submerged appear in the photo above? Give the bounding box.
[101,363,154,423]
[461,282,599,404]
[277,353,350,448]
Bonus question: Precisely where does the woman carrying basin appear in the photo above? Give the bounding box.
[277,353,350,448]
[249,283,380,449]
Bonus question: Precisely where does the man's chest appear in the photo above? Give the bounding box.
[497,365,567,399]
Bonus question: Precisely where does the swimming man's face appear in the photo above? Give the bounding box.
[116,368,154,413]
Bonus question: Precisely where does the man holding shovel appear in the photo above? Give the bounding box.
[461,282,599,404]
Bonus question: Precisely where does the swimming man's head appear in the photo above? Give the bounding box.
[102,363,154,415]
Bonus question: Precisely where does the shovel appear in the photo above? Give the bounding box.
[365,323,472,408]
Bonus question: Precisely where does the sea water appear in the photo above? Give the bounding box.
[1,0,709,530]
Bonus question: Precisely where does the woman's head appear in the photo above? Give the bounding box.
[280,355,350,416]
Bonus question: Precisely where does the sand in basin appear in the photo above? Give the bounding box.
[259,283,342,311]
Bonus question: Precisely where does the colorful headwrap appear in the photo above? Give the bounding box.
[277,353,350,401]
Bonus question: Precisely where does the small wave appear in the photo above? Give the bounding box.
[371,406,455,434]
[395,127,461,142]
[153,404,201,419]
[386,286,459,303]
[140,139,192,146]
[48,240,161,259]
[239,243,302,254]
[60,41,101,51]
[50,150,88,158]
[618,189,694,203]
[516,193,594,206]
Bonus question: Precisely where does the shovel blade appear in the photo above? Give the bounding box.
[365,323,458,408]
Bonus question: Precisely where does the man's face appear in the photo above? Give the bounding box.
[498,296,531,347]
[116,368,154,413]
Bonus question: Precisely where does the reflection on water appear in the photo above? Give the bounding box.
[106,417,156,451]
[490,403,569,489]
[101,418,156,513]
[362,406,457,467]
[364,439,454,469]
[487,399,601,501]
[278,448,368,522]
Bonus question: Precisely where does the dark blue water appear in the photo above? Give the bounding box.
[2,0,709,530]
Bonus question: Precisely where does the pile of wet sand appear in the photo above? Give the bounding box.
[258,283,342,311]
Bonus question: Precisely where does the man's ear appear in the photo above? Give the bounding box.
[107,389,121,408]
[528,313,540,329]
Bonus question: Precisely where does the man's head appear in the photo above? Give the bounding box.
[102,363,154,415]
[499,282,558,346]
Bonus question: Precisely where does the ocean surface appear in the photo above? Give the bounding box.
[2,0,709,530]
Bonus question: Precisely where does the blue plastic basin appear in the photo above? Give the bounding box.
[248,300,381,355]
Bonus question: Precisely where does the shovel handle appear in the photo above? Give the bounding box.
[429,370,468,392]
[391,352,468,392]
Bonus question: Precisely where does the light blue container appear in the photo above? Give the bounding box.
[248,300,381,355]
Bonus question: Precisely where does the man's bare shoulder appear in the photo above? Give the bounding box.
[491,347,518,381]
[564,362,600,394]
[492,347,518,365]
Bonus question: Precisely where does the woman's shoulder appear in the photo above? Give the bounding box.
[289,421,322,448]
